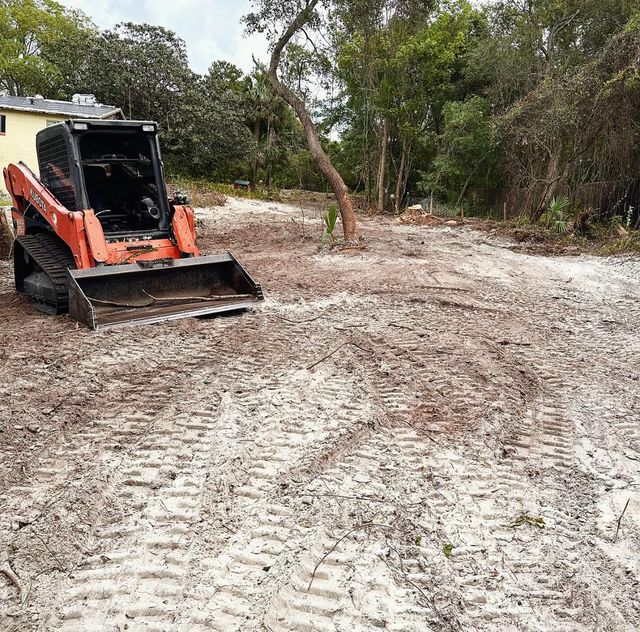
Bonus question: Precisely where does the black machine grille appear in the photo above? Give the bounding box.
[38,134,79,211]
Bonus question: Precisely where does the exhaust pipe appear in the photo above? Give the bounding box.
[67,253,263,330]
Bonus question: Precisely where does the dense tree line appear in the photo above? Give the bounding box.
[329,0,640,213]
[1,0,639,214]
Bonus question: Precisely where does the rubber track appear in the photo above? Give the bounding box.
[16,233,76,314]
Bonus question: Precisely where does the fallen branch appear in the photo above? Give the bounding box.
[301,492,386,503]
[308,526,363,591]
[494,340,533,347]
[423,285,471,293]
[307,521,403,591]
[45,402,64,416]
[615,498,631,542]
[87,291,253,309]
[87,296,153,308]
[307,341,373,370]
[272,309,330,324]
[33,532,65,570]
[0,550,24,602]
[142,290,253,303]
[389,322,416,331]
[383,547,456,631]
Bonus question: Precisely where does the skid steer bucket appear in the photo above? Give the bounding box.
[67,253,263,330]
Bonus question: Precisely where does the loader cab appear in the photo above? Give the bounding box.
[37,120,170,239]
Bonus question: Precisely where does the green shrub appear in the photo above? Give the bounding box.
[540,196,571,234]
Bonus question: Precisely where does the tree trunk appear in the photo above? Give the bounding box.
[265,118,275,188]
[266,0,358,243]
[250,120,261,188]
[394,139,407,215]
[534,152,563,221]
[364,136,374,208]
[363,153,372,208]
[377,117,388,214]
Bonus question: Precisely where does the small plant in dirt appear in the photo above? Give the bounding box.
[541,196,571,234]
[625,205,636,231]
[322,205,339,241]
[514,213,534,228]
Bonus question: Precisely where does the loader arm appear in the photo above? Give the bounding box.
[4,161,92,268]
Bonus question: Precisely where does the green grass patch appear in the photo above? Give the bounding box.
[598,232,640,255]
[0,197,11,207]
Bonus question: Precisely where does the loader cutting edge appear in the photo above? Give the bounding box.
[67,253,264,330]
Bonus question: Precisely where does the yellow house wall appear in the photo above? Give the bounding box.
[0,109,68,196]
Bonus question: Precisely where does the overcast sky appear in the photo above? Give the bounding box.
[62,0,269,75]
[62,0,493,76]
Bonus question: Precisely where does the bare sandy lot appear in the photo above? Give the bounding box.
[1,199,639,631]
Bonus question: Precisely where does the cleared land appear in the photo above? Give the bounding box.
[0,199,639,631]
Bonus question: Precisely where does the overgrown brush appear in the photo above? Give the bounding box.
[599,233,640,255]
[167,177,278,206]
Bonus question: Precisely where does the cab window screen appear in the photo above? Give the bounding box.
[79,132,153,162]
[38,133,78,210]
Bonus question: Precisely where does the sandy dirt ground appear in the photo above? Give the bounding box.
[0,198,639,631]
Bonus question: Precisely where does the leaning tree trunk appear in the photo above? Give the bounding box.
[377,117,388,214]
[266,0,358,242]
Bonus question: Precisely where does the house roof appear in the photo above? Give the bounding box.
[0,95,123,119]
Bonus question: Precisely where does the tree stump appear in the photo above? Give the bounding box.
[0,209,14,260]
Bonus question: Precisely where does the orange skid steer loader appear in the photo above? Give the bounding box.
[3,119,263,329]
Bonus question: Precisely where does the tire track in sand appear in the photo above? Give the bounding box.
[50,402,224,631]
[41,320,377,631]
[171,363,376,631]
